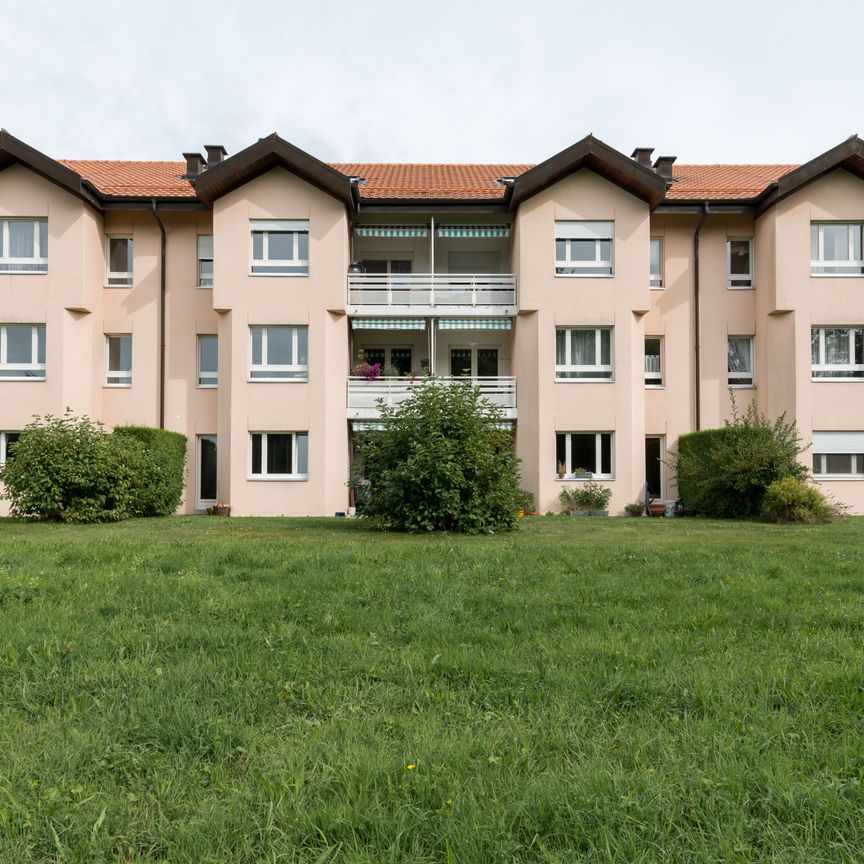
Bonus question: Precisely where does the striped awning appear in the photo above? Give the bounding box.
[355,224,429,238]
[437,318,512,330]
[352,421,387,432]
[352,318,427,330]
[437,224,511,238]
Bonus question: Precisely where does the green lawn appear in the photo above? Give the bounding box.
[1,516,863,863]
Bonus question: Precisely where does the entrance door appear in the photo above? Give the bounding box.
[645,436,663,500]
[449,347,499,377]
[197,435,217,509]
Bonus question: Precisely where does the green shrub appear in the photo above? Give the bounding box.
[761,477,835,523]
[515,489,535,513]
[355,380,521,533]
[1,413,136,522]
[113,426,187,516]
[1,414,187,522]
[559,480,612,513]
[671,400,807,518]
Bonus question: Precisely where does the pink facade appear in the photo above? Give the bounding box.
[2,130,864,515]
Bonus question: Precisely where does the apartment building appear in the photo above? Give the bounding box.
[1,129,863,515]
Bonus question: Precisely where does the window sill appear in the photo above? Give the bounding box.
[814,475,864,481]
[0,270,47,275]
[727,285,755,290]
[649,285,664,291]
[555,475,614,481]
[104,284,133,289]
[645,384,665,389]
[729,384,756,389]
[810,273,864,278]
[103,383,131,389]
[197,384,218,390]
[0,376,46,382]
[554,273,614,278]
[811,377,864,382]
[196,284,213,290]
[554,378,614,383]
[248,272,310,278]
[247,475,308,482]
[247,377,309,384]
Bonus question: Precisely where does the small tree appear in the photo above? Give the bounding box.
[670,398,808,518]
[355,380,521,533]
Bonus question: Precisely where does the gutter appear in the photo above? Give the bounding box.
[150,199,167,429]
[693,203,709,431]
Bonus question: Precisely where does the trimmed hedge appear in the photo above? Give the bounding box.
[673,402,807,518]
[1,414,186,522]
[113,426,188,517]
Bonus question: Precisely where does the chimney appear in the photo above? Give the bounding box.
[183,152,207,178]
[205,144,228,167]
[653,155,677,182]
[630,147,654,168]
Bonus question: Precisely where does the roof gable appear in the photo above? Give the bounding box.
[194,133,354,208]
[0,129,100,208]
[756,135,864,214]
[508,135,667,209]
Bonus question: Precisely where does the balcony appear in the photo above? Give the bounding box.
[347,376,517,420]
[347,273,517,316]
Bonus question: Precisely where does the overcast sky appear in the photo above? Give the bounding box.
[3,0,862,166]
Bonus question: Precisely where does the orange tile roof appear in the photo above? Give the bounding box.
[331,163,533,199]
[55,158,800,203]
[667,164,798,199]
[60,160,195,197]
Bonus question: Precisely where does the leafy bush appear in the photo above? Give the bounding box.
[113,426,187,516]
[559,480,612,513]
[515,489,535,513]
[355,380,521,533]
[761,477,835,523]
[1,414,186,522]
[671,400,807,518]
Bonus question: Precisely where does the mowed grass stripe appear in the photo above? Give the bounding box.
[0,517,863,862]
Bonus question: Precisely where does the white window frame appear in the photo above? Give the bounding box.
[250,220,309,276]
[0,431,20,465]
[555,327,613,381]
[0,219,48,273]
[106,236,133,287]
[812,432,864,479]
[197,235,213,288]
[649,238,663,289]
[197,334,218,388]
[810,223,864,276]
[727,336,755,388]
[554,221,613,276]
[105,334,132,387]
[248,432,309,480]
[811,327,864,380]
[556,432,614,479]
[249,325,308,381]
[645,336,663,387]
[727,238,754,289]
[0,324,46,380]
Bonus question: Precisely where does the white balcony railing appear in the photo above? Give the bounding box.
[347,376,517,419]
[347,273,517,310]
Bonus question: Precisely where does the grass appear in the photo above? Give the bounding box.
[1,515,863,862]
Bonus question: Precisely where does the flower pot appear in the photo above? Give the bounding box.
[570,510,591,517]
[590,510,609,517]
[208,504,230,517]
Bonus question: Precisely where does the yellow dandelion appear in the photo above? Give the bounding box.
[406,763,416,771]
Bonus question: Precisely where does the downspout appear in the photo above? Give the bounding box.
[151,199,167,429]
[693,203,709,431]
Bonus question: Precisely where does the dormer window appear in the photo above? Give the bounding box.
[0,219,47,273]
[250,220,309,275]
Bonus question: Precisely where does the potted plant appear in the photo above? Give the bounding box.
[571,466,593,480]
[624,502,645,517]
[559,486,590,516]
[207,502,231,517]
[582,480,612,516]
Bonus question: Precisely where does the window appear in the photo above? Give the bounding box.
[0,432,20,465]
[250,220,309,275]
[811,327,864,379]
[812,432,864,478]
[105,334,132,386]
[359,347,412,375]
[555,328,613,380]
[0,325,45,379]
[649,238,663,288]
[645,337,663,386]
[0,219,47,273]
[727,238,753,288]
[250,325,308,380]
[555,221,613,276]
[198,335,218,387]
[250,432,308,479]
[106,237,133,286]
[727,336,754,387]
[811,223,863,275]
[197,235,213,287]
[360,259,412,275]
[556,432,613,478]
